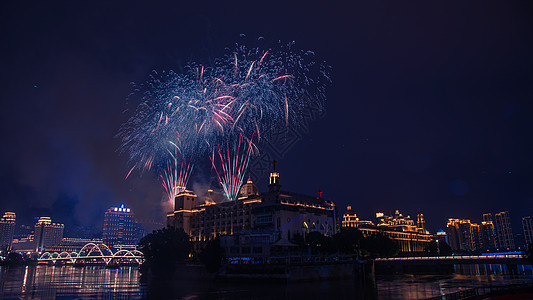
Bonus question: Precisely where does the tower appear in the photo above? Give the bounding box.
[522,216,533,249]
[239,177,259,198]
[168,190,198,236]
[417,212,426,232]
[480,221,497,252]
[447,218,474,252]
[268,160,281,193]
[483,213,493,223]
[103,204,136,248]
[494,211,515,251]
[0,212,16,250]
[34,217,64,252]
[174,189,197,211]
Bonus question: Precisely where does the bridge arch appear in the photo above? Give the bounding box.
[112,249,144,264]
[78,243,113,263]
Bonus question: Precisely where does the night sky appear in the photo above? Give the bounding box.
[1,1,532,235]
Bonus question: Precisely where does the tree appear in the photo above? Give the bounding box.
[306,231,335,254]
[425,241,452,256]
[138,227,191,277]
[332,227,364,254]
[360,233,399,258]
[198,237,224,273]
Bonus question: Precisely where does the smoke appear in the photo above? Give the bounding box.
[160,194,173,221]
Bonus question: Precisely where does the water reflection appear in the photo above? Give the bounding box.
[0,264,531,299]
[0,265,143,299]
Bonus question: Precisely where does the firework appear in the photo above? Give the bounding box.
[210,134,255,201]
[118,41,329,200]
[160,147,194,204]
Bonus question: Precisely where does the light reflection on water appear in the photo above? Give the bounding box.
[0,265,143,299]
[0,264,531,299]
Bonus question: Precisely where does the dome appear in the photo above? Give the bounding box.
[239,177,259,198]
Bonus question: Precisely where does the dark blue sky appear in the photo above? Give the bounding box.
[1,1,532,234]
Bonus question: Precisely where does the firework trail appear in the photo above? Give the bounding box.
[118,40,329,201]
[160,147,194,204]
[209,134,255,201]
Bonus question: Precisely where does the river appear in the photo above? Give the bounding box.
[0,264,531,299]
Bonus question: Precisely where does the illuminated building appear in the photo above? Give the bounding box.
[446,219,474,252]
[417,212,426,232]
[342,206,359,228]
[376,210,419,232]
[0,212,16,250]
[471,223,481,251]
[103,204,136,247]
[341,209,433,253]
[483,213,493,223]
[11,237,35,252]
[479,221,497,252]
[435,230,448,244]
[167,165,337,245]
[494,211,515,251]
[240,177,259,198]
[522,216,532,249]
[34,217,64,252]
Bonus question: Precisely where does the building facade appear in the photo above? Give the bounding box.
[167,170,337,246]
[34,217,64,252]
[494,211,515,251]
[417,213,426,232]
[341,209,433,254]
[479,221,498,252]
[522,216,532,249]
[446,219,475,252]
[0,212,16,250]
[103,204,136,247]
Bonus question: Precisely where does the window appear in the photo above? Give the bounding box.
[256,215,272,224]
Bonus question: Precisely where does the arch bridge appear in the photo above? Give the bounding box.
[38,243,144,266]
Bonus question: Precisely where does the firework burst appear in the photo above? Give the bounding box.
[118,41,329,201]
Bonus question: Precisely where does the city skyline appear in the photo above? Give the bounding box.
[3,194,531,250]
[1,1,532,241]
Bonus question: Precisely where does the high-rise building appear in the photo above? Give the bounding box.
[483,213,493,223]
[494,211,515,251]
[34,217,64,252]
[447,219,475,252]
[103,204,136,247]
[0,212,16,250]
[522,216,533,249]
[479,221,497,252]
[471,223,481,251]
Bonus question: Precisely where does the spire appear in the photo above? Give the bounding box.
[268,160,281,192]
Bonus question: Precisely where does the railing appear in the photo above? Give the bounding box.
[226,255,357,265]
[426,282,533,300]
[375,254,526,262]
